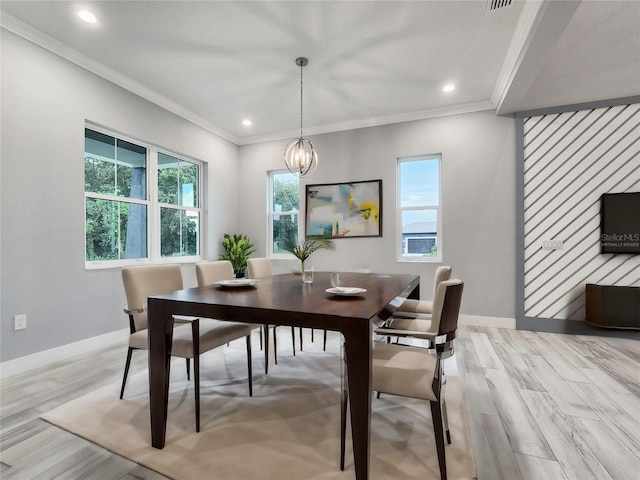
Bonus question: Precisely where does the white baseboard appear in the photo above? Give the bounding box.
[0,315,515,379]
[459,314,516,329]
[0,329,129,379]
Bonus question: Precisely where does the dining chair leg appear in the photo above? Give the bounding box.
[191,320,201,433]
[299,327,304,351]
[430,399,447,480]
[186,357,191,381]
[323,329,327,351]
[262,327,268,374]
[443,399,451,444]
[440,364,451,444]
[431,357,446,480]
[273,327,278,365]
[120,347,134,399]
[291,326,296,356]
[264,325,270,374]
[311,329,315,342]
[246,335,253,397]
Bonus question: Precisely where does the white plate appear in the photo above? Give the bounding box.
[214,279,257,288]
[326,287,367,297]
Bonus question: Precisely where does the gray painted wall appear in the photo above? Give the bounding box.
[237,110,517,318]
[1,29,518,363]
[1,31,239,362]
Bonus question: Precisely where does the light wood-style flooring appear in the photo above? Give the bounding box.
[458,326,639,480]
[1,326,638,479]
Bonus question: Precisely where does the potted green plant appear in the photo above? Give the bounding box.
[219,233,256,277]
[286,238,335,274]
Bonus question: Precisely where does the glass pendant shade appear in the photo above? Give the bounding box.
[284,137,318,177]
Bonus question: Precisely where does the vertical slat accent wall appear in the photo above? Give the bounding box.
[523,103,640,321]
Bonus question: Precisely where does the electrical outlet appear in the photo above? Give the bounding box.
[541,240,564,250]
[14,314,27,330]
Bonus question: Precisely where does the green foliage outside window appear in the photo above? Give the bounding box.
[158,155,199,257]
[273,175,299,254]
[84,128,201,263]
[160,208,199,257]
[84,153,146,261]
[85,198,141,260]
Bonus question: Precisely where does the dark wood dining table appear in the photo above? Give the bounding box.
[147,271,420,480]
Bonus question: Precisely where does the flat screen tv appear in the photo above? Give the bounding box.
[600,192,640,254]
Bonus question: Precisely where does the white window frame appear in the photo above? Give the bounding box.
[267,169,300,259]
[396,154,442,263]
[84,124,204,270]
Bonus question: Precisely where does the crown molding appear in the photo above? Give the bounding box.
[1,13,240,145]
[491,0,547,111]
[3,12,495,147]
[491,0,580,115]
[237,100,496,145]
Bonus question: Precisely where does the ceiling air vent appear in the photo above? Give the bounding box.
[488,0,513,11]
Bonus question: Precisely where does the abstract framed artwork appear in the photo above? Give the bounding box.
[305,179,382,238]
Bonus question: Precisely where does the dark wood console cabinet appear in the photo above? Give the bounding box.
[585,284,640,330]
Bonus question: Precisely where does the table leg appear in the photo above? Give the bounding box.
[148,299,174,449]
[344,320,372,480]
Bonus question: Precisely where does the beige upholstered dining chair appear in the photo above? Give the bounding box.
[376,265,452,338]
[397,266,452,315]
[246,258,300,365]
[120,264,255,432]
[195,260,266,373]
[341,279,464,480]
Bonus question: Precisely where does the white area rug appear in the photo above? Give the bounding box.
[41,334,476,479]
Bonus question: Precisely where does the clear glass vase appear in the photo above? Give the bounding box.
[301,262,313,284]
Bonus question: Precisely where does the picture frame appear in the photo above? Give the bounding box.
[305,179,382,238]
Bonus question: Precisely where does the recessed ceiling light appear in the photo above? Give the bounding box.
[77,10,98,24]
[242,119,253,127]
[442,84,456,93]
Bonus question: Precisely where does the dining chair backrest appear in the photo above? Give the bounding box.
[433,266,452,296]
[394,266,452,317]
[247,257,272,279]
[195,260,234,286]
[429,279,464,346]
[122,264,183,332]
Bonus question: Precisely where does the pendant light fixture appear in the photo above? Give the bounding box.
[284,57,318,177]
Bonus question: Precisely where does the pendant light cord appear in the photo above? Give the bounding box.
[299,63,304,138]
[283,57,317,177]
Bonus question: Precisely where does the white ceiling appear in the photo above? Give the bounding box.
[2,1,638,145]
